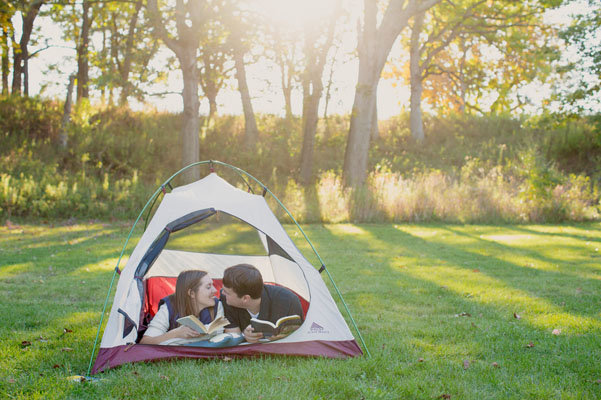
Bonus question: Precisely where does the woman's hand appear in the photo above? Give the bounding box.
[242,325,263,343]
[172,325,201,339]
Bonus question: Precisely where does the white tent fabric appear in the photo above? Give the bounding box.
[97,173,358,357]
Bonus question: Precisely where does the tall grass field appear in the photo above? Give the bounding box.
[1,221,600,399]
[1,96,600,223]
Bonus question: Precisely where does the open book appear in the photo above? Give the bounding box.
[176,314,229,338]
[250,315,302,338]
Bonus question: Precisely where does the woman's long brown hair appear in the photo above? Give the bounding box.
[171,270,208,317]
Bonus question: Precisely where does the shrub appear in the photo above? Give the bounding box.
[0,96,599,222]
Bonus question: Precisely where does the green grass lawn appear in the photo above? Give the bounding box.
[1,221,600,399]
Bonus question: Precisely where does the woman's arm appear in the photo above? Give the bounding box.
[140,303,202,345]
[140,325,200,345]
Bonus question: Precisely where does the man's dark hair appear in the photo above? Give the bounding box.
[223,264,263,299]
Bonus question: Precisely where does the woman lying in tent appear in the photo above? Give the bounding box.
[140,270,224,345]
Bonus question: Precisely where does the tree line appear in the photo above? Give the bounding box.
[1,0,599,185]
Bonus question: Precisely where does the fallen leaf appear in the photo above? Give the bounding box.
[526,342,535,348]
[418,358,424,362]
[159,374,169,380]
[455,312,471,317]
[513,313,521,319]
[472,269,480,273]
[471,322,477,328]
[53,364,61,369]
[61,347,73,352]
[492,362,499,368]
[463,360,470,370]
[552,329,561,335]
[132,371,139,376]
[21,341,31,347]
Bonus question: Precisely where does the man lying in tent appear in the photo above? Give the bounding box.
[221,264,304,343]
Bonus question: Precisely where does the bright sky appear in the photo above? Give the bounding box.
[16,0,591,119]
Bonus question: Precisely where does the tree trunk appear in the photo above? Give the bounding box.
[409,12,425,142]
[343,0,440,186]
[232,41,258,149]
[11,42,22,95]
[23,46,28,96]
[11,0,43,95]
[343,0,378,187]
[283,85,293,121]
[59,75,75,148]
[298,5,338,184]
[118,0,143,106]
[180,52,201,183]
[204,92,217,132]
[147,0,204,183]
[299,77,323,184]
[343,74,378,187]
[458,37,468,114]
[2,29,10,95]
[77,0,92,102]
[370,87,379,141]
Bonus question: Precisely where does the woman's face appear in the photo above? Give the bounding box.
[190,275,217,312]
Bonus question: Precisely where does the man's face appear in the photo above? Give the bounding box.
[222,286,246,309]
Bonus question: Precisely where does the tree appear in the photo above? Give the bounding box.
[197,20,231,132]
[1,1,15,94]
[76,0,93,102]
[229,23,259,148]
[406,0,490,140]
[298,0,342,184]
[86,0,160,106]
[409,11,426,141]
[147,0,207,183]
[11,0,44,96]
[343,0,440,187]
[559,0,601,110]
[385,0,557,143]
[266,25,302,123]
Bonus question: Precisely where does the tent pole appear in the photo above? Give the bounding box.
[86,269,118,376]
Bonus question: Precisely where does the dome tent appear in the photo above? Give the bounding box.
[88,162,367,375]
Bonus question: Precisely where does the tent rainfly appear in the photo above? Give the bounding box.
[89,163,366,374]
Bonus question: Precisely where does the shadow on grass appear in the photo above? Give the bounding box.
[314,224,600,397]
[362,224,601,320]
[510,224,601,245]
[441,224,601,274]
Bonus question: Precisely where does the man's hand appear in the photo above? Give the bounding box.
[242,324,263,343]
[266,333,287,341]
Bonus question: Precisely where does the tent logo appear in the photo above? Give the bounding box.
[309,322,328,334]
